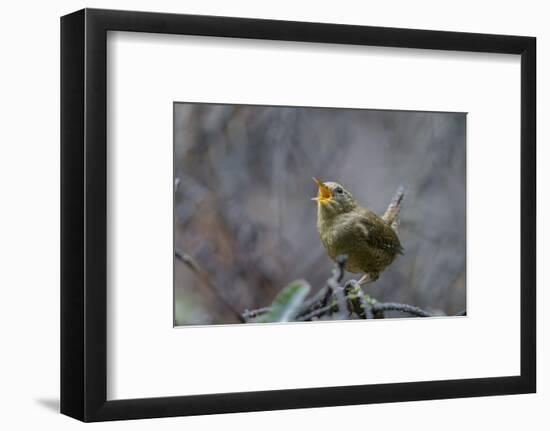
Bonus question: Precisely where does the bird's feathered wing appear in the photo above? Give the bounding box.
[356,210,404,255]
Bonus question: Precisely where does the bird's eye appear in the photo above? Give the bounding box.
[335,187,344,194]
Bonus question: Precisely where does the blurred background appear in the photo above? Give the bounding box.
[174,103,466,325]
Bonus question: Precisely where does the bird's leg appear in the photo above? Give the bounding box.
[356,274,370,285]
[357,272,379,286]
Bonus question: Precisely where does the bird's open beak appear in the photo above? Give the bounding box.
[312,178,332,204]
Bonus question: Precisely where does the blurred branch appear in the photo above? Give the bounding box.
[175,248,202,273]
[175,248,245,323]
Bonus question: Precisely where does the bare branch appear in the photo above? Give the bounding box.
[175,248,245,323]
[371,302,432,317]
[297,304,335,321]
[242,307,272,321]
[175,248,203,273]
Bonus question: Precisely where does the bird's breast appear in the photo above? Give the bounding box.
[317,214,358,256]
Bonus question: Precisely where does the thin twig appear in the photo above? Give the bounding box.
[175,248,245,323]
[242,307,272,321]
[371,302,432,317]
[297,304,335,321]
[175,249,202,273]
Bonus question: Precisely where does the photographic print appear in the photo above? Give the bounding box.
[174,103,466,326]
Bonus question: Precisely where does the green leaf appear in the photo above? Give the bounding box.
[256,279,311,323]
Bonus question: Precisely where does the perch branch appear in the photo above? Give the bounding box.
[371,302,432,317]
[298,255,347,318]
[259,256,442,322]
[239,254,461,323]
[344,280,374,319]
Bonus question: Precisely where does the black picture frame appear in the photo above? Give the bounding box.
[61,8,536,422]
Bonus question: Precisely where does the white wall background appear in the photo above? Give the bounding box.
[0,0,547,429]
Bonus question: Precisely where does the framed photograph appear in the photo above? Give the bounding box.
[61,8,536,422]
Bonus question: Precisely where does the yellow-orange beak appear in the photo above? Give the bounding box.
[312,178,332,204]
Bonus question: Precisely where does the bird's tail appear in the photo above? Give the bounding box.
[383,185,405,232]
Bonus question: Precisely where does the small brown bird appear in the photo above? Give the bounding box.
[313,178,404,285]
